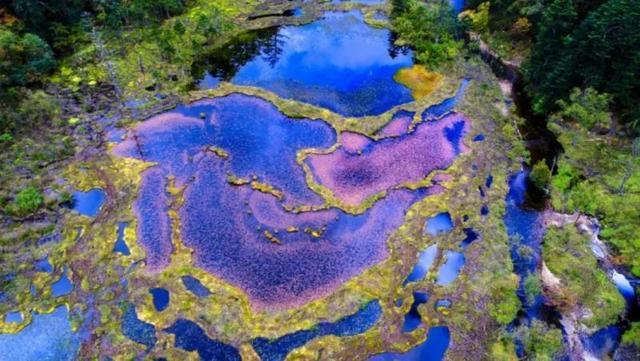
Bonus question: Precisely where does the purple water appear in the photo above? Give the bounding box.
[113,93,466,309]
[306,113,469,207]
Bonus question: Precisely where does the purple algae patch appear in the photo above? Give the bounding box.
[306,113,469,207]
[340,132,373,154]
[376,110,414,138]
[114,94,336,206]
[112,94,454,309]
[133,168,173,272]
[180,154,431,309]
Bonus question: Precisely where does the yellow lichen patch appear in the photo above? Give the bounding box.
[303,227,324,238]
[264,230,282,245]
[394,65,443,100]
[206,146,230,159]
[227,174,250,186]
[250,180,284,200]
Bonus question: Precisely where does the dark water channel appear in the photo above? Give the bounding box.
[499,53,639,360]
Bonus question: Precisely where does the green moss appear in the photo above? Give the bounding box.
[391,0,462,69]
[529,160,551,191]
[519,320,564,361]
[488,274,521,325]
[490,332,518,361]
[622,323,640,348]
[9,186,44,216]
[543,225,625,328]
[550,122,640,276]
[523,274,541,304]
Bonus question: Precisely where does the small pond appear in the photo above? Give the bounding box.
[0,307,80,361]
[51,267,73,298]
[181,276,212,298]
[425,212,454,236]
[4,311,23,324]
[113,221,131,256]
[402,292,429,333]
[404,244,438,285]
[71,189,106,217]
[421,79,470,121]
[149,288,170,312]
[35,257,53,273]
[435,251,465,285]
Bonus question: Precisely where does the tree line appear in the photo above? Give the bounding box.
[468,0,639,132]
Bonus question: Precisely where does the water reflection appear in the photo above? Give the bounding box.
[193,11,413,116]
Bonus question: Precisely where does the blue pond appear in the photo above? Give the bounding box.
[4,311,23,324]
[122,303,157,348]
[35,257,53,273]
[404,244,438,285]
[251,300,382,361]
[444,120,467,155]
[370,326,450,361]
[51,267,73,297]
[436,251,465,285]
[480,205,489,216]
[435,299,453,310]
[403,292,429,333]
[200,11,414,116]
[485,175,494,188]
[71,188,106,217]
[181,276,212,298]
[0,306,80,361]
[150,288,170,312]
[165,319,241,361]
[472,134,485,142]
[113,221,131,256]
[422,79,470,121]
[460,228,479,248]
[425,212,454,236]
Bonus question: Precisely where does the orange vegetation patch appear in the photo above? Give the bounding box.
[394,65,443,99]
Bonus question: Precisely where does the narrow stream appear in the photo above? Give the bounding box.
[499,55,639,360]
